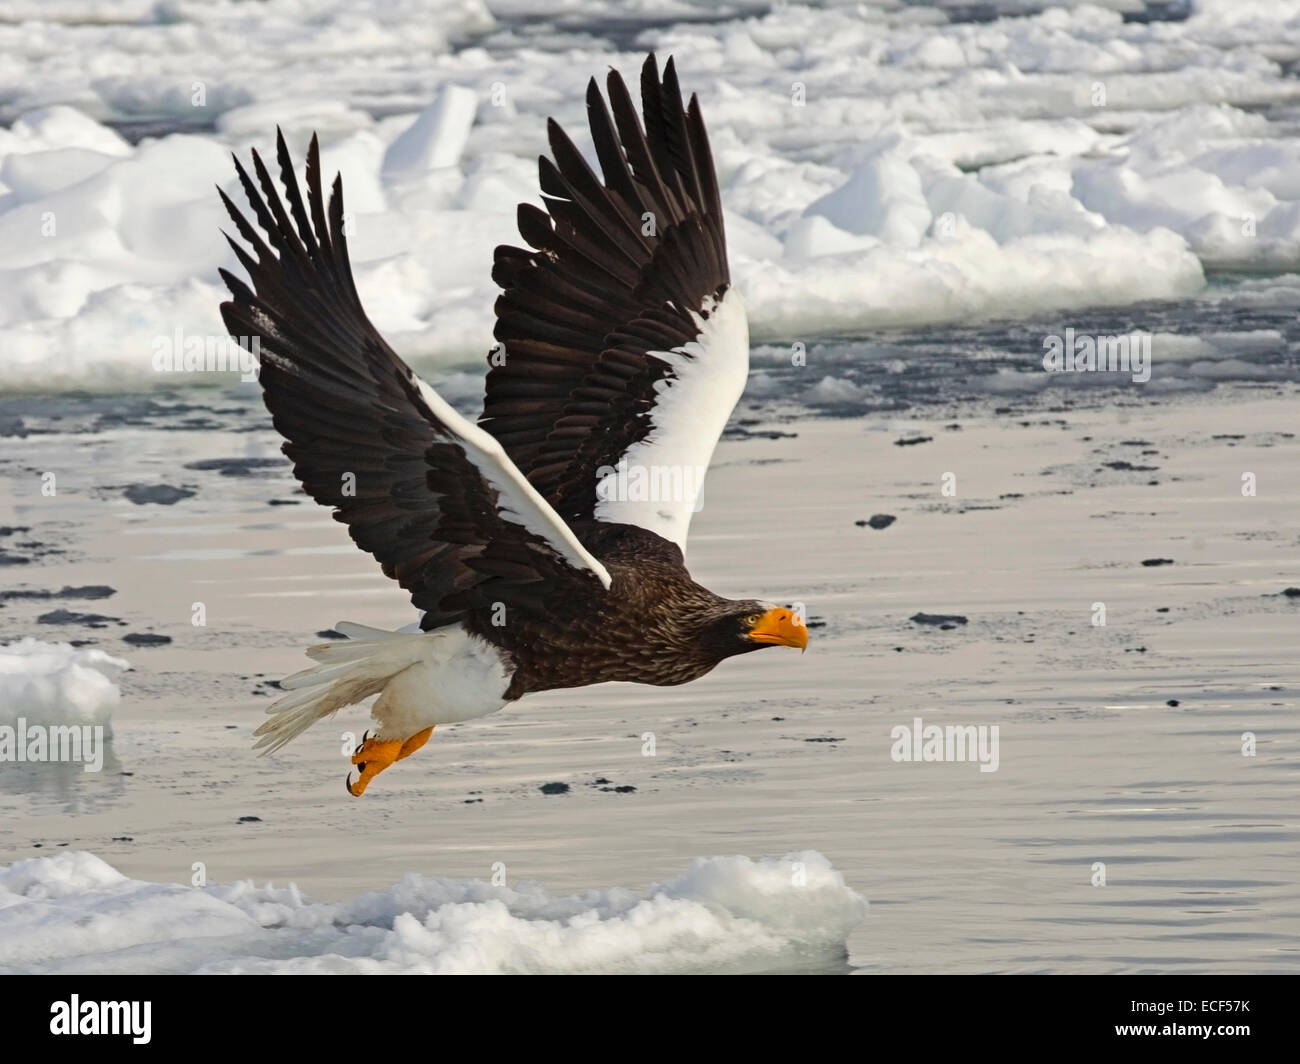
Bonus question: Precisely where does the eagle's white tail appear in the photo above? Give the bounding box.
[253,622,429,754]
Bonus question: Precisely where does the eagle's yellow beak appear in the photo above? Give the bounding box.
[747,607,808,651]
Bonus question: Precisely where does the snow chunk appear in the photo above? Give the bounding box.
[0,851,867,974]
[0,639,129,727]
[804,153,932,248]
[383,85,479,177]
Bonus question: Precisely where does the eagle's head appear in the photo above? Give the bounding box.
[700,601,809,660]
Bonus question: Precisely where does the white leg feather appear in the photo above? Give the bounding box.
[252,622,511,754]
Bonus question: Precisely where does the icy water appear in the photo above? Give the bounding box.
[2,292,1298,973]
[3,0,1300,972]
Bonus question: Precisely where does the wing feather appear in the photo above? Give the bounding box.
[483,54,748,553]
[217,132,610,635]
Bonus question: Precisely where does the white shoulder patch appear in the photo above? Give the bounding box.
[594,286,749,553]
[414,377,612,589]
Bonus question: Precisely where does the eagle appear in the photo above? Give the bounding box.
[217,55,808,796]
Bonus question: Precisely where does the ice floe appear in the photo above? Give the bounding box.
[0,639,129,728]
[0,849,867,974]
[0,0,1297,387]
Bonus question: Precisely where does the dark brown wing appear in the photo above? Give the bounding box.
[483,54,747,551]
[217,132,610,631]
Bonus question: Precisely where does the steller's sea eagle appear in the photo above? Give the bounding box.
[217,55,808,796]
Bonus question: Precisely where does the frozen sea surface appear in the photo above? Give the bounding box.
[2,0,1300,386]
[1,1,1298,973]
[0,376,1297,972]
[0,849,866,974]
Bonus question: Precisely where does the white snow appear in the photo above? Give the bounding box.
[383,85,479,176]
[0,850,867,974]
[0,0,1297,387]
[0,639,129,727]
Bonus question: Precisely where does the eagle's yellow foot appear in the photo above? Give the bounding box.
[345,727,434,797]
[398,726,434,759]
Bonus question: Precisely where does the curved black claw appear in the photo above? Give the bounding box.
[345,771,355,795]
[355,761,367,773]
[354,730,370,755]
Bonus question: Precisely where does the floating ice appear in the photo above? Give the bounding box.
[0,639,129,727]
[0,850,867,974]
[383,85,479,177]
[0,0,1298,388]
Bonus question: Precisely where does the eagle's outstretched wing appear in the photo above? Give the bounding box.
[217,133,610,632]
[484,54,748,555]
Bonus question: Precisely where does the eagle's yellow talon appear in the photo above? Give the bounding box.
[349,737,399,767]
[344,729,435,797]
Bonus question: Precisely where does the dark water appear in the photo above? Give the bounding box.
[4,277,1299,441]
[745,278,1300,421]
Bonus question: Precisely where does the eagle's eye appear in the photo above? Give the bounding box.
[743,612,762,627]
